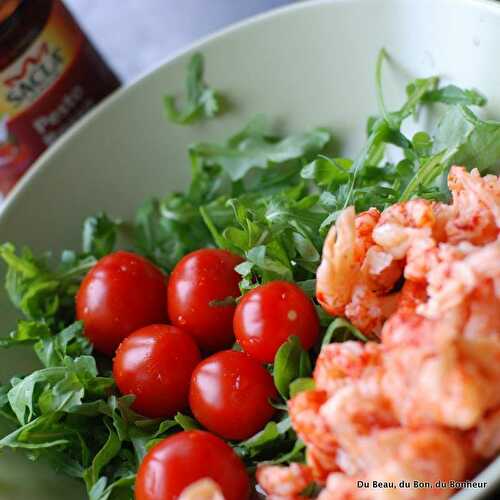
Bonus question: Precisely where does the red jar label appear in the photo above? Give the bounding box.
[0,0,119,196]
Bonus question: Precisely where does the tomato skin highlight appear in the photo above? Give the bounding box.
[113,324,200,418]
[189,350,277,440]
[76,251,167,356]
[135,430,250,500]
[167,248,243,352]
[234,280,320,363]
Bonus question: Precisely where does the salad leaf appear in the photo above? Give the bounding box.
[422,85,487,106]
[309,49,495,227]
[201,182,328,291]
[0,415,72,450]
[339,49,441,211]
[233,415,301,467]
[436,105,500,174]
[8,355,101,425]
[164,53,220,124]
[0,243,95,327]
[82,213,119,258]
[301,156,350,188]
[401,105,500,200]
[173,412,200,431]
[190,126,330,181]
[88,475,135,500]
[83,424,121,491]
[0,320,51,348]
[237,420,288,452]
[322,317,368,345]
[134,117,330,276]
[273,336,312,399]
[134,196,213,271]
[8,368,68,425]
[289,378,315,398]
[34,321,92,368]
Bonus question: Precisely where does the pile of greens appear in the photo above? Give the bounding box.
[0,50,499,499]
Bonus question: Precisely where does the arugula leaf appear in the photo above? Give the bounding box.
[273,336,312,399]
[322,317,368,345]
[34,321,92,368]
[43,358,102,413]
[134,196,213,271]
[135,117,330,280]
[411,131,433,156]
[241,245,293,283]
[265,438,305,466]
[340,118,394,210]
[0,320,51,348]
[422,85,487,106]
[0,243,59,320]
[289,378,315,398]
[436,105,500,174]
[201,183,328,290]
[0,243,95,327]
[2,362,151,499]
[164,53,220,124]
[301,156,350,188]
[88,475,135,500]
[398,150,447,202]
[8,355,100,425]
[375,48,439,129]
[82,213,119,258]
[8,368,71,425]
[83,424,121,491]
[173,412,200,431]
[238,421,283,452]
[295,279,316,298]
[237,418,291,453]
[233,415,299,466]
[151,419,179,438]
[190,125,330,182]
[338,51,440,211]
[0,415,71,449]
[311,50,498,221]
[401,105,500,201]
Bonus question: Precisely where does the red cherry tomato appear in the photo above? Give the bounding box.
[189,350,277,440]
[167,249,243,352]
[135,430,250,500]
[76,251,167,355]
[234,280,320,363]
[113,324,200,418]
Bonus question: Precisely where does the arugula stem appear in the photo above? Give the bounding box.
[199,205,227,249]
[342,122,387,209]
[399,151,447,201]
[57,258,96,281]
[375,48,389,122]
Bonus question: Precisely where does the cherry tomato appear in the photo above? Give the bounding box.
[113,324,200,418]
[167,249,243,352]
[189,350,277,440]
[135,430,250,500]
[76,251,167,355]
[234,280,320,363]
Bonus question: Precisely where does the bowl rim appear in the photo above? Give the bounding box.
[1,0,500,498]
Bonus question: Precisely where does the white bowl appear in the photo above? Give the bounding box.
[1,0,499,498]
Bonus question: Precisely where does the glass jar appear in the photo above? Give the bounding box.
[0,0,120,197]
